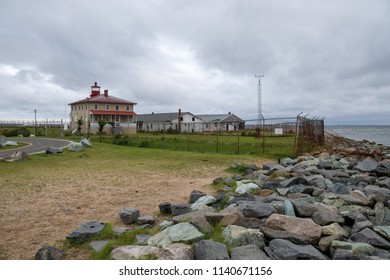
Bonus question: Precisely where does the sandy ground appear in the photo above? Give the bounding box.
[0,160,268,260]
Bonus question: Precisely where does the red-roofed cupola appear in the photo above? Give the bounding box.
[90,82,101,97]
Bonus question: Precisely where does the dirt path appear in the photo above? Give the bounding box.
[0,158,268,260]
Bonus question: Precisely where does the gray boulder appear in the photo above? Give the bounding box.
[191,195,216,211]
[5,140,18,146]
[311,203,345,226]
[68,142,84,152]
[194,240,230,260]
[354,158,379,172]
[119,208,140,225]
[111,245,159,260]
[66,221,105,243]
[189,190,207,203]
[147,222,204,246]
[170,204,193,216]
[80,138,92,147]
[89,240,110,252]
[373,226,390,241]
[137,215,155,225]
[237,201,277,219]
[222,225,265,249]
[235,181,260,194]
[333,249,378,260]
[35,246,65,260]
[231,244,270,260]
[265,239,327,260]
[46,147,63,154]
[261,226,311,245]
[350,228,390,249]
[156,243,194,260]
[3,151,29,162]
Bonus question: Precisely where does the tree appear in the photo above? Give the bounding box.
[98,119,107,142]
[77,118,83,134]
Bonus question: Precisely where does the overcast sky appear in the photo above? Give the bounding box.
[1,0,389,125]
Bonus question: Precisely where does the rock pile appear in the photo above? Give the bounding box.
[41,137,390,260]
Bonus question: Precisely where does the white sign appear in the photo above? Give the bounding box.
[275,128,283,135]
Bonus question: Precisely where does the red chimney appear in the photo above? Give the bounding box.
[90,82,101,97]
[104,89,108,97]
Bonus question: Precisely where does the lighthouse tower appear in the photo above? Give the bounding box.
[90,82,101,97]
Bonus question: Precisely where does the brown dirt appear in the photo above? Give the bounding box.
[0,159,269,260]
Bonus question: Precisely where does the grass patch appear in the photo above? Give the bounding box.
[89,227,157,260]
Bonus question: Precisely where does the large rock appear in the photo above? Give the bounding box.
[331,240,376,256]
[189,190,207,203]
[235,181,260,194]
[339,192,374,207]
[354,158,379,172]
[222,225,265,249]
[170,204,193,216]
[373,226,390,241]
[332,249,378,260]
[5,140,18,146]
[147,222,204,246]
[264,214,322,244]
[68,142,84,152]
[261,226,311,245]
[156,243,194,260]
[191,195,216,211]
[111,245,159,260]
[194,240,230,260]
[66,221,105,243]
[3,151,29,162]
[350,228,390,249]
[237,201,277,219]
[291,200,317,217]
[119,208,140,225]
[265,239,327,260]
[231,244,270,260]
[80,138,92,147]
[311,203,345,226]
[46,147,63,154]
[35,246,65,260]
[321,222,348,237]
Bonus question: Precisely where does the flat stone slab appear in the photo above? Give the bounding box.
[90,240,110,252]
[265,239,327,260]
[66,221,105,243]
[111,245,159,260]
[231,244,270,260]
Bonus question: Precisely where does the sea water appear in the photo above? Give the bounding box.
[325,125,390,146]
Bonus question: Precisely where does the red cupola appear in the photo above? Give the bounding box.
[90,82,101,97]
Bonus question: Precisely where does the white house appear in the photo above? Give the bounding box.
[136,110,204,133]
[137,110,245,133]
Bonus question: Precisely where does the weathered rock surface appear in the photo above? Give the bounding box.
[265,239,327,260]
[119,208,140,225]
[230,244,270,260]
[111,245,159,260]
[66,221,105,243]
[68,142,83,152]
[194,240,230,260]
[156,243,194,260]
[265,214,322,244]
[35,246,65,260]
[222,225,265,249]
[147,222,204,246]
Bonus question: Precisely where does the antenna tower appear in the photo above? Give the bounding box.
[255,74,264,122]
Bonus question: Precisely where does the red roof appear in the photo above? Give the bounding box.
[90,110,136,116]
[69,94,137,105]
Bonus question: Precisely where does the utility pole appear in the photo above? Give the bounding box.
[254,74,264,123]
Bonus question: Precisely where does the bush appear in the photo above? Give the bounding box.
[3,127,31,137]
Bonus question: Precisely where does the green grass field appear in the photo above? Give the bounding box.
[92,133,296,159]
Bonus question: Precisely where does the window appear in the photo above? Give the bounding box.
[94,115,98,122]
[94,104,98,110]
[192,117,195,121]
[116,105,119,111]
[105,104,110,110]
[126,105,130,111]
[105,116,110,122]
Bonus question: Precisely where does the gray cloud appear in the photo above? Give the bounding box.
[0,0,389,124]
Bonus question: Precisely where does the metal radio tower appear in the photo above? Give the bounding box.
[255,74,264,122]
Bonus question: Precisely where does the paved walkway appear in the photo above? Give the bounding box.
[0,137,71,159]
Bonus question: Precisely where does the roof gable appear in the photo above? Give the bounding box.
[69,94,136,105]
